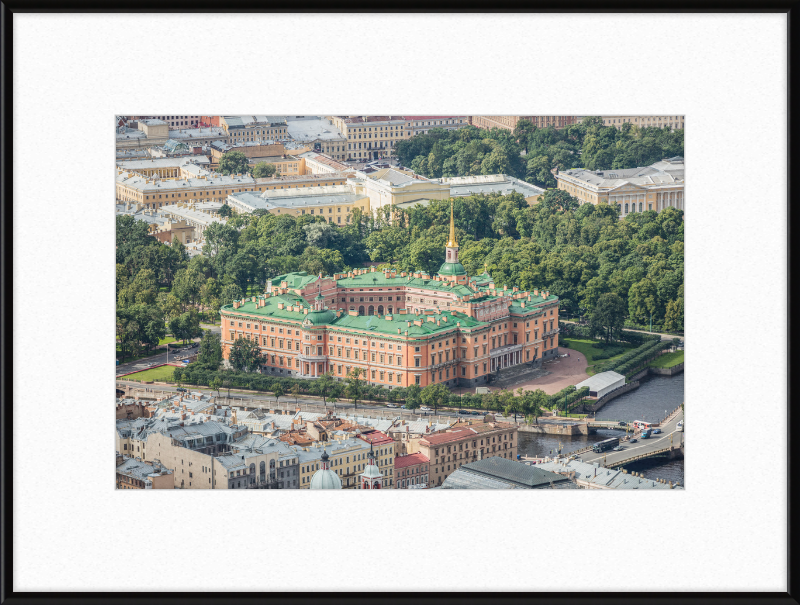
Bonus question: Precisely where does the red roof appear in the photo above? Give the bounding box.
[394,453,429,469]
[420,428,475,445]
[358,431,393,446]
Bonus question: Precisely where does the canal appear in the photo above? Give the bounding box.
[517,373,685,486]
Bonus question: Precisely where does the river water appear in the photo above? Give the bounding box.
[517,373,685,486]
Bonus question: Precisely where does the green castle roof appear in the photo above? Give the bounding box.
[437,261,467,276]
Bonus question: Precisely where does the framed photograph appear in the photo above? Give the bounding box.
[2,6,791,600]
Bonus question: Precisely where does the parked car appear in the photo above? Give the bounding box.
[420,406,432,412]
[386,403,398,408]
[629,437,638,443]
[618,421,627,426]
[400,404,406,409]
[176,388,187,393]
[652,428,662,434]
[472,411,482,416]
[612,445,624,451]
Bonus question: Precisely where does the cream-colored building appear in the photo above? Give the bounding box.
[227,185,368,223]
[299,151,354,175]
[438,174,544,205]
[115,155,211,178]
[405,116,469,136]
[352,167,451,212]
[595,115,685,131]
[555,156,685,218]
[115,169,258,209]
[295,436,378,489]
[471,115,578,131]
[327,116,411,161]
[129,431,289,490]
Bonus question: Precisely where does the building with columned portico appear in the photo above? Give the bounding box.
[219,201,560,389]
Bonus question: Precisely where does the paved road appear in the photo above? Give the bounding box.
[114,380,513,421]
[560,320,683,342]
[116,342,199,377]
[578,410,684,466]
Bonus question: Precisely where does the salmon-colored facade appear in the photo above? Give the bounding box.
[220,206,559,389]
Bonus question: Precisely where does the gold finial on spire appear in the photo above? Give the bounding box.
[447,199,458,248]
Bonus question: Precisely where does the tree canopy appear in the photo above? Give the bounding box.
[394,119,684,189]
[218,151,250,176]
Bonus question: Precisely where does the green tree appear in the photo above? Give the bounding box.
[218,151,250,176]
[314,372,335,408]
[217,204,233,218]
[228,336,266,372]
[663,297,684,333]
[504,389,522,422]
[210,377,222,399]
[404,383,422,410]
[291,383,301,404]
[196,330,223,370]
[169,308,202,344]
[272,383,284,405]
[172,267,205,311]
[590,292,626,343]
[526,155,557,188]
[251,162,277,178]
[345,367,364,411]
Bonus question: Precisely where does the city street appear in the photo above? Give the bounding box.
[578,410,684,467]
[116,341,199,377]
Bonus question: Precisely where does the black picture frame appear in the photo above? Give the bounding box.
[1,3,795,603]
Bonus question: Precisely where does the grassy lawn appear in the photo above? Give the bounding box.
[650,350,684,368]
[159,336,178,346]
[123,365,176,382]
[116,345,164,363]
[561,337,637,375]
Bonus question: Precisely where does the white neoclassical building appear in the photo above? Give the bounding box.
[555,156,685,218]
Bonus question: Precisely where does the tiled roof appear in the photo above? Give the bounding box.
[394,453,429,469]
[421,428,476,445]
[358,431,393,446]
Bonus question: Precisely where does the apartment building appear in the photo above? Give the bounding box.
[596,115,685,131]
[418,420,519,487]
[327,116,410,161]
[471,115,579,131]
[405,116,469,136]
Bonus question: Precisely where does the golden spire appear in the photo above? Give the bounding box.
[447,199,458,248]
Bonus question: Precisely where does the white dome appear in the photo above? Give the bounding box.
[310,468,342,490]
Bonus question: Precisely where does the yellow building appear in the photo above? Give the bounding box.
[296,437,378,489]
[116,169,351,210]
[227,185,368,223]
[327,116,411,161]
[555,157,685,217]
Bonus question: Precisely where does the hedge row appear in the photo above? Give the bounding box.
[606,340,672,375]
